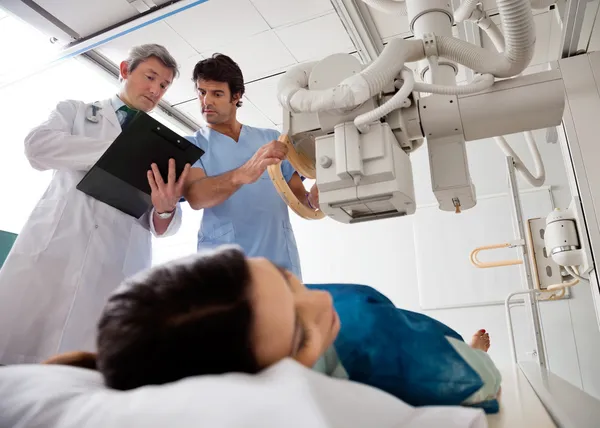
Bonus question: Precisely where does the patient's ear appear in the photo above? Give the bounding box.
[42,351,98,371]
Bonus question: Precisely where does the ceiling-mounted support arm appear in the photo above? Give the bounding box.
[330,0,385,64]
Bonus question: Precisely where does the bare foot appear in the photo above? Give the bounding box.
[470,329,491,352]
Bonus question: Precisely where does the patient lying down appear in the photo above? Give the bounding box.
[45,246,502,412]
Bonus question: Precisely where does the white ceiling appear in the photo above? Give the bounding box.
[89,0,356,129]
[36,0,140,36]
[1,0,597,130]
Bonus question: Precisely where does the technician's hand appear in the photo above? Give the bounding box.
[148,158,191,214]
[237,140,288,184]
[307,183,320,210]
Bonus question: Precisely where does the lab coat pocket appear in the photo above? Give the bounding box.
[11,200,64,256]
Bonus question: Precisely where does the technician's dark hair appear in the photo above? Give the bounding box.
[96,246,259,390]
[192,53,245,107]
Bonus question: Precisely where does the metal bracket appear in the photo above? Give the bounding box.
[506,156,547,368]
[509,239,526,248]
[422,32,439,57]
[557,0,588,58]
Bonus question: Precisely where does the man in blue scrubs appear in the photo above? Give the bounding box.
[183,54,318,279]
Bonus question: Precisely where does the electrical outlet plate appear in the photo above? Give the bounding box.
[526,217,571,300]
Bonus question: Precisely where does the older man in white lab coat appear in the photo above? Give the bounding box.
[0,44,191,365]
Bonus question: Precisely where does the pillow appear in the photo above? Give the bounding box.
[0,360,487,428]
[306,283,500,413]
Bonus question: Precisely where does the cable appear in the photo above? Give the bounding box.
[565,266,589,282]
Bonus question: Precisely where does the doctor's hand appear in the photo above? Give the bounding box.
[148,159,191,213]
[237,140,288,184]
[307,183,320,210]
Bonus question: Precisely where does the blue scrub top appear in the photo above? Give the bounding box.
[187,125,302,279]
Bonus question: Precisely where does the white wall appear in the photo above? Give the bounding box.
[289,127,600,399]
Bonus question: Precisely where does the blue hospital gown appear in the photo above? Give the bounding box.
[187,125,302,279]
[307,283,501,414]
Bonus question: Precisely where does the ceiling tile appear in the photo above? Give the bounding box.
[97,21,199,68]
[237,98,277,129]
[164,0,269,52]
[249,0,333,28]
[201,30,297,82]
[245,74,283,124]
[369,8,411,41]
[177,99,204,124]
[275,12,355,63]
[35,0,138,37]
[164,53,203,105]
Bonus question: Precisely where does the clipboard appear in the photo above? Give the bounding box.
[77,111,204,219]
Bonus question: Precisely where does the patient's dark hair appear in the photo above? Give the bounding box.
[96,246,259,390]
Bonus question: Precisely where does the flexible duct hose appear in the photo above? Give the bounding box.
[278,0,533,113]
[412,73,495,95]
[469,11,545,188]
[441,0,535,77]
[475,17,506,52]
[277,38,424,113]
[494,132,545,187]
[276,61,317,113]
[354,67,415,132]
[454,0,484,23]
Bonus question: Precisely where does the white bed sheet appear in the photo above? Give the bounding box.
[0,358,488,428]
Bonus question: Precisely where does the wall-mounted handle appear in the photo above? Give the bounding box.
[470,242,523,268]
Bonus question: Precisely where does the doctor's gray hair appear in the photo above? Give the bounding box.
[121,43,179,81]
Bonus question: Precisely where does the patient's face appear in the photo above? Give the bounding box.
[247,258,340,370]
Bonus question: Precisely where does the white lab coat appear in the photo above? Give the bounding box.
[0,98,182,364]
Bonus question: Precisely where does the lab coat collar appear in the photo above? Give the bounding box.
[98,98,120,130]
[110,94,126,112]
